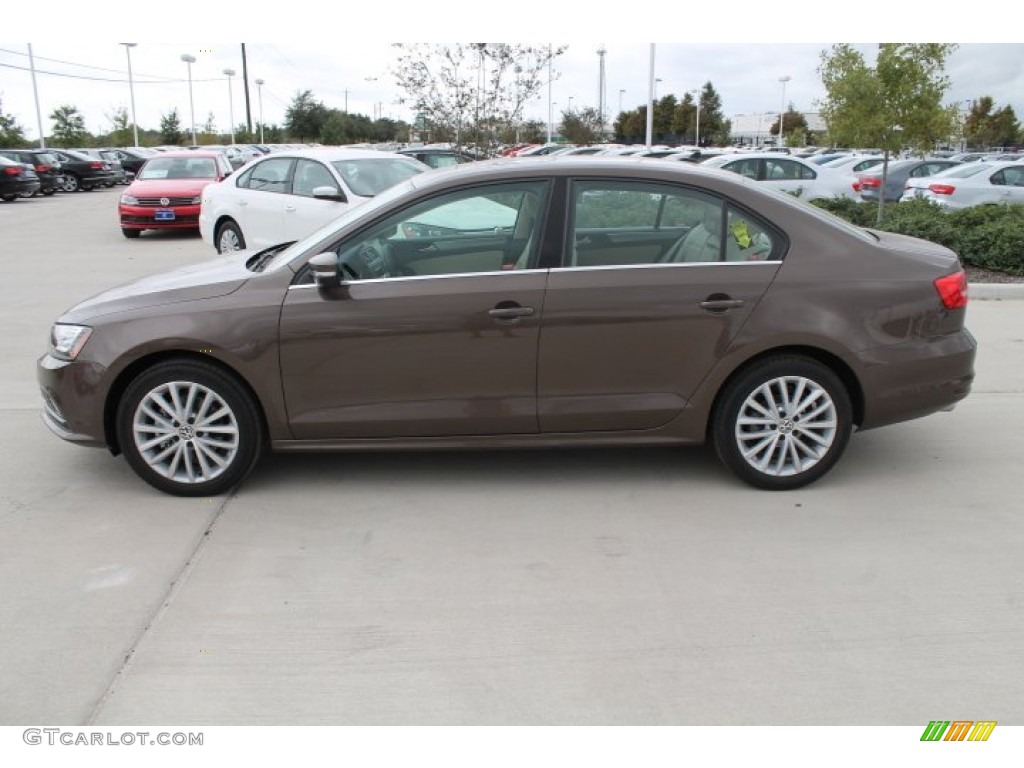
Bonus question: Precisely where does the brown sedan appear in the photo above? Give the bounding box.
[38,157,976,495]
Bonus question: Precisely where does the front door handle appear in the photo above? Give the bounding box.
[489,302,535,321]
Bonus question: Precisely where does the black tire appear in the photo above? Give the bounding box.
[116,360,264,496]
[712,355,852,490]
[1,193,16,202]
[215,220,246,254]
[42,189,56,196]
[122,228,142,239]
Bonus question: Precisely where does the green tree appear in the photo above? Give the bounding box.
[197,112,218,144]
[693,82,729,146]
[964,97,1020,149]
[770,104,809,147]
[819,43,958,223]
[50,104,88,147]
[285,90,330,142]
[0,99,27,148]
[319,111,350,145]
[105,106,132,147]
[159,108,184,145]
[559,107,603,145]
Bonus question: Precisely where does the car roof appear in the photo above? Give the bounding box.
[254,148,406,161]
[146,151,225,159]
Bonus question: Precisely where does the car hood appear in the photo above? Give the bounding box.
[125,178,217,197]
[59,253,255,323]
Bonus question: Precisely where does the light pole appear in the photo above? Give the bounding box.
[654,77,663,100]
[181,54,197,145]
[691,89,701,147]
[254,78,265,143]
[120,44,139,147]
[568,96,574,113]
[597,45,606,139]
[778,75,791,148]
[618,89,625,114]
[223,68,237,144]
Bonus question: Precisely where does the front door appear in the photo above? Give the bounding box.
[279,180,552,440]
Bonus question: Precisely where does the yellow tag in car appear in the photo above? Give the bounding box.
[730,219,752,248]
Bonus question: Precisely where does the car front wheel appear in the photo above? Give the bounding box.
[712,356,852,490]
[215,220,246,254]
[116,360,264,496]
[122,228,141,239]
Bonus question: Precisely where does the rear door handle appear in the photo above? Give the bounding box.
[699,296,745,313]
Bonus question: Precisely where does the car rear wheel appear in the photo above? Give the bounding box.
[712,356,852,490]
[42,189,56,196]
[62,175,79,192]
[116,360,264,496]
[122,228,141,239]
[216,220,246,254]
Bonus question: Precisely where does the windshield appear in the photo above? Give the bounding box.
[138,156,219,180]
[329,157,426,197]
[263,177,419,273]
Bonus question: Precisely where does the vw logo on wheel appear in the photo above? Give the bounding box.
[160,197,170,206]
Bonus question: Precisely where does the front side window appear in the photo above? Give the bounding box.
[292,159,336,197]
[323,180,549,281]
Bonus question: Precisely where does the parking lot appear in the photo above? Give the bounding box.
[2,187,1023,725]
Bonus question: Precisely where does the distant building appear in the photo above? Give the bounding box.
[730,112,827,146]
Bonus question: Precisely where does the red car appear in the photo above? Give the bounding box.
[119,151,234,238]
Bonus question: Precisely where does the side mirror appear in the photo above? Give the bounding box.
[309,251,341,290]
[312,185,347,202]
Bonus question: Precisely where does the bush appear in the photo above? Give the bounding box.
[810,197,1024,275]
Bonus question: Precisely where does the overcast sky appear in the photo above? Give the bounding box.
[2,28,1021,144]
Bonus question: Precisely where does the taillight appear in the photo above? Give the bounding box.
[929,183,955,195]
[934,271,968,309]
[3,167,21,176]
[852,180,861,192]
[35,164,52,173]
[89,161,103,169]
[860,177,881,188]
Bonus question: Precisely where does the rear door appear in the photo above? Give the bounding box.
[537,179,783,433]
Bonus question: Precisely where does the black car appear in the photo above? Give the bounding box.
[104,147,156,178]
[397,147,477,169]
[0,156,42,201]
[0,149,65,195]
[45,149,117,192]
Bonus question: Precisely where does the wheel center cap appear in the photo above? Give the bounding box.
[178,425,195,440]
[778,418,795,434]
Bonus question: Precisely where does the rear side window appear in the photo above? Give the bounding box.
[569,180,779,266]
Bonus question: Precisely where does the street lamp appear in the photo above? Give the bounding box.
[654,77,663,100]
[618,89,625,114]
[254,78,265,144]
[120,44,139,147]
[778,75,791,148]
[181,54,197,145]
[223,68,236,144]
[568,96,575,113]
[691,89,701,147]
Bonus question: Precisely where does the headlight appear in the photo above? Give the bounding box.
[192,195,202,205]
[120,194,138,205]
[50,324,92,361]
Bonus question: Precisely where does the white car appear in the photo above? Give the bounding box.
[701,152,859,201]
[199,148,429,253]
[818,154,886,174]
[900,161,1024,209]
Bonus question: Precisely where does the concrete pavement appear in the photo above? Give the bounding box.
[2,189,1022,725]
